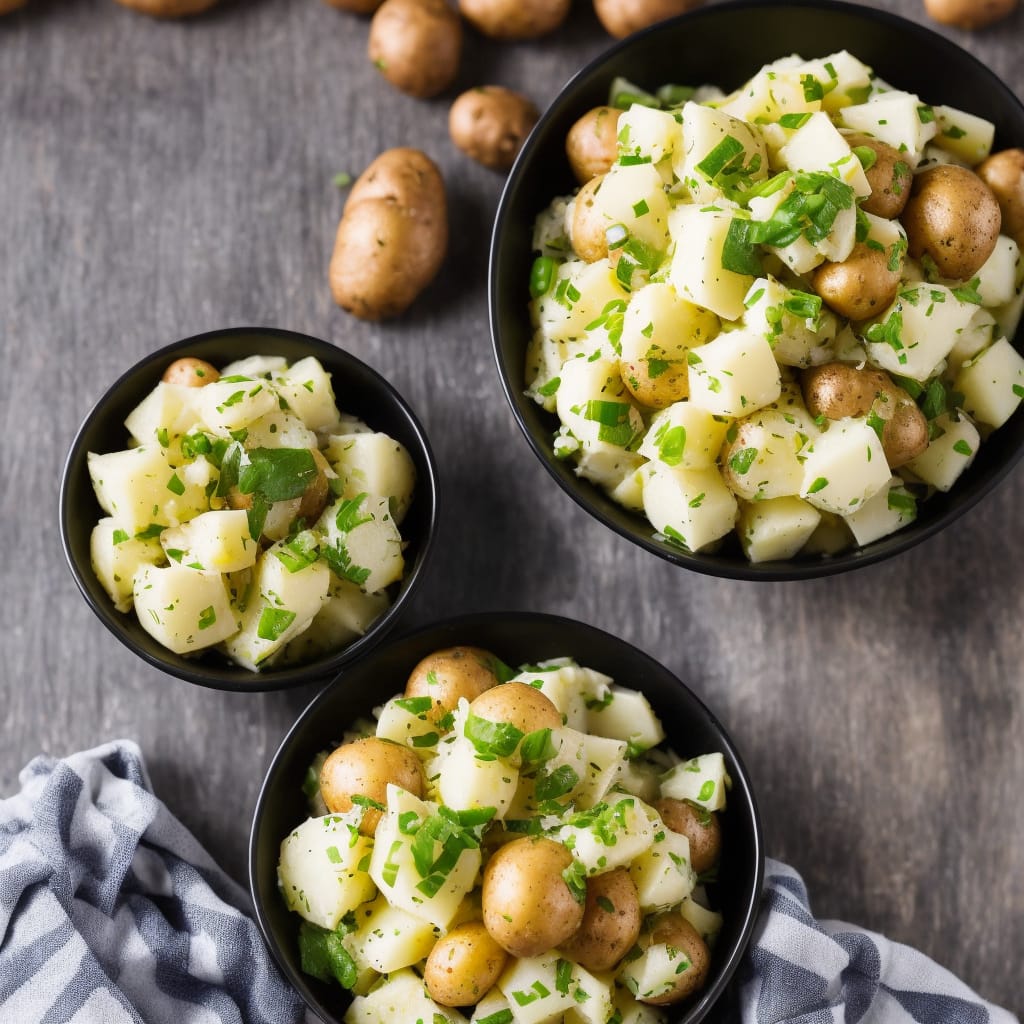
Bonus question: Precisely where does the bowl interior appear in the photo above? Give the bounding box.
[250,611,764,1024]
[60,326,437,692]
[491,0,1024,581]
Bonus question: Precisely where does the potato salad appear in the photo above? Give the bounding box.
[87,354,416,670]
[526,51,1024,562]
[278,646,730,1023]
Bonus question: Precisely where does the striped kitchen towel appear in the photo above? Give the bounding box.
[0,740,314,1024]
[737,859,1018,1024]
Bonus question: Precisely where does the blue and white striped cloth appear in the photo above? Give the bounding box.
[0,741,1017,1024]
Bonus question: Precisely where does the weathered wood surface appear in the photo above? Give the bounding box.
[1,0,1021,1012]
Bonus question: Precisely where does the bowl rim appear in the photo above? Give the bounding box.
[58,324,439,692]
[489,0,1024,582]
[248,609,766,1023]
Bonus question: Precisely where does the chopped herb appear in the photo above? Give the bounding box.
[779,112,812,129]
[951,278,983,305]
[807,477,829,494]
[888,490,917,518]
[530,256,556,298]
[297,921,358,989]
[166,473,185,496]
[953,439,973,456]
[332,171,352,189]
[112,529,130,546]
[257,607,296,642]
[197,606,217,630]
[537,376,560,397]
[728,447,758,475]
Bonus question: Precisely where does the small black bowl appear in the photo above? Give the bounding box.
[60,326,437,692]
[250,612,764,1024]
[490,0,1024,581]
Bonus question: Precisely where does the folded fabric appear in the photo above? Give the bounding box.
[738,859,1018,1024]
[0,744,1017,1024]
[0,740,314,1024]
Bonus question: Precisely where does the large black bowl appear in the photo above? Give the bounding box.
[60,326,437,692]
[491,0,1024,581]
[250,612,764,1024]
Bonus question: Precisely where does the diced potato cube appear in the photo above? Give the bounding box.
[277,812,375,930]
[436,734,519,819]
[687,329,782,417]
[629,826,695,912]
[778,111,870,196]
[585,687,665,754]
[349,894,437,973]
[220,548,330,670]
[975,236,1020,308]
[799,50,874,113]
[738,496,822,563]
[552,729,628,809]
[133,563,237,653]
[560,796,656,875]
[619,939,695,1004]
[718,65,816,125]
[839,91,937,164]
[324,432,417,525]
[675,102,768,205]
[195,377,278,434]
[931,104,995,165]
[124,382,201,448]
[347,969,467,1024]
[160,509,257,574]
[613,760,661,803]
[660,753,729,811]
[220,355,287,378]
[594,162,671,253]
[274,356,340,431]
[497,954,575,1024]
[610,988,665,1024]
[242,410,318,451]
[905,414,980,491]
[470,991,513,1023]
[843,477,917,545]
[617,104,682,164]
[280,580,389,665]
[620,282,719,365]
[799,418,890,515]
[320,494,404,595]
[509,662,606,731]
[638,403,729,471]
[575,446,645,496]
[946,308,997,377]
[557,356,644,453]
[90,517,165,613]
[668,207,754,320]
[533,261,630,344]
[643,464,738,554]
[722,409,816,501]
[679,896,724,944]
[741,277,837,368]
[800,510,854,557]
[563,962,614,1024]
[955,337,1024,429]
[375,694,445,751]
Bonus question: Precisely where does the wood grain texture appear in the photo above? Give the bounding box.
[1,0,1022,1013]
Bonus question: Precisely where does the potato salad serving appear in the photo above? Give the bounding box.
[525,51,1024,562]
[279,646,730,1023]
[87,354,416,670]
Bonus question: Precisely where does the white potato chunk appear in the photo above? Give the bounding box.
[347,969,467,1024]
[560,795,656,875]
[557,356,644,452]
[220,355,287,378]
[595,162,672,253]
[660,753,729,811]
[798,51,874,113]
[639,403,729,471]
[124,382,201,448]
[159,509,257,575]
[741,277,837,369]
[281,580,389,665]
[533,260,630,345]
[619,282,719,365]
[618,104,682,165]
[687,328,782,417]
[975,236,1020,308]
[195,377,278,434]
[496,954,575,1024]
[778,112,870,197]
[611,989,667,1024]
[738,496,822,563]
[90,518,164,613]
[273,356,340,432]
[133,563,237,654]
[629,825,695,913]
[319,493,404,595]
[721,408,816,501]
[843,477,917,546]
[946,308,998,377]
[278,812,375,930]
[619,938,694,1004]
[349,894,437,974]
[643,463,738,553]
[435,734,519,820]
[839,91,937,165]
[676,101,768,204]
[799,418,891,515]
[679,896,724,944]
[955,337,1024,428]
[242,410,318,451]
[904,414,980,491]
[718,65,816,125]
[931,104,995,166]
[324,432,417,525]
[585,687,665,753]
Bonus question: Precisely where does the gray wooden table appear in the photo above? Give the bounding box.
[2,0,1022,1014]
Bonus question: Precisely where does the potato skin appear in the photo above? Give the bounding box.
[368,0,462,99]
[459,0,570,39]
[977,149,1024,248]
[811,242,902,321]
[620,358,689,408]
[902,165,1002,280]
[468,681,563,735]
[654,799,721,876]
[571,176,609,263]
[481,837,585,957]
[449,86,539,171]
[801,363,928,468]
[594,0,705,38]
[424,921,508,1007]
[322,0,383,11]
[405,645,503,723]
[559,868,642,972]
[329,148,447,320]
[843,132,913,219]
[566,106,623,185]
[114,0,215,15]
[637,915,710,1005]
[162,357,220,387]
[923,0,1017,29]
[319,737,425,834]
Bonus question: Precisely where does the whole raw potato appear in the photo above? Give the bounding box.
[481,837,585,957]
[459,0,570,38]
[114,0,215,15]
[0,0,26,13]
[449,86,539,171]
[902,165,1002,280]
[405,645,503,721]
[566,106,623,184]
[977,148,1024,248]
[368,0,462,99]
[923,0,1017,29]
[322,0,383,11]
[329,148,448,320]
[594,0,705,38]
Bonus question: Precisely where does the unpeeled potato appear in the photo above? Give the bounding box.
[368,0,462,99]
[449,86,539,171]
[459,0,570,38]
[114,0,216,15]
[0,0,26,13]
[593,0,705,38]
[322,0,383,11]
[923,0,1017,29]
[977,149,1024,248]
[566,106,623,185]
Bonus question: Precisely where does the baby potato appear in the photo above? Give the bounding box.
[593,0,705,39]
[620,359,689,409]
[322,0,383,11]
[801,363,928,469]
[329,148,448,320]
[977,148,1024,248]
[114,0,216,14]
[903,164,1002,280]
[571,176,609,263]
[0,0,26,14]
[653,798,721,876]
[449,86,539,172]
[319,737,425,834]
[469,681,562,736]
[424,921,508,1007]
[368,0,462,99]
[811,242,902,321]
[843,132,913,219]
[924,0,1017,29]
[458,0,570,39]
[559,868,642,972]
[405,645,503,723]
[637,915,710,1005]
[481,837,585,957]
[566,106,623,185]
[162,357,220,387]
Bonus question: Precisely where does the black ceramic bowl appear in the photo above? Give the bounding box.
[250,612,764,1024]
[60,326,437,692]
[491,0,1024,581]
